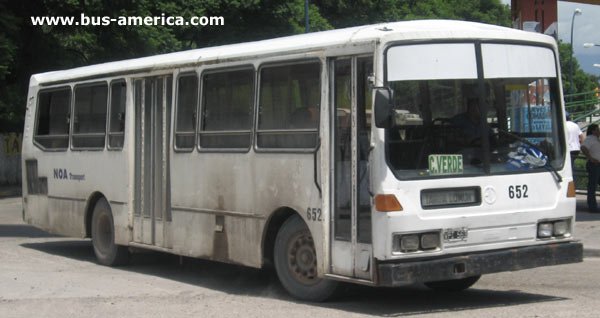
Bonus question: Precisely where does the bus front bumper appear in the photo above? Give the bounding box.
[377,242,583,287]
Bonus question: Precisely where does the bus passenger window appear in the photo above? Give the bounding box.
[199,68,254,150]
[257,61,320,149]
[72,82,108,149]
[34,87,71,150]
[108,80,126,149]
[175,74,198,150]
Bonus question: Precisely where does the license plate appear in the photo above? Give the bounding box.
[443,227,468,242]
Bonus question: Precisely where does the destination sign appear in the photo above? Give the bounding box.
[428,154,463,175]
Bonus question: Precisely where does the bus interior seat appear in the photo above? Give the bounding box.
[290,108,315,129]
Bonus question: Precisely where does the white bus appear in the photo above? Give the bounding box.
[22,20,582,301]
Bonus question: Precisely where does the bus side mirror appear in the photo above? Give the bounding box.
[374,88,392,128]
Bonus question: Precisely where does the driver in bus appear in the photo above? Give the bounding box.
[451,98,483,145]
[451,97,496,147]
[450,97,498,166]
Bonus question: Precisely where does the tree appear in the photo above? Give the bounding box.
[558,41,599,109]
[315,0,511,28]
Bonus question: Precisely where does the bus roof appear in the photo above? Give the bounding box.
[31,19,556,86]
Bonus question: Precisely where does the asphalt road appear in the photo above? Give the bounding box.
[1,196,598,318]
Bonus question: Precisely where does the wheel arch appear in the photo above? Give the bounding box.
[84,191,107,238]
[261,206,298,267]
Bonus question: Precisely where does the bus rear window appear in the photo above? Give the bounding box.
[35,87,71,150]
[72,82,108,149]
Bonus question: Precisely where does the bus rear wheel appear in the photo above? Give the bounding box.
[274,215,337,301]
[91,198,129,266]
[424,275,481,292]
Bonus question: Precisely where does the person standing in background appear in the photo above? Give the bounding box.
[581,124,600,212]
[566,112,583,169]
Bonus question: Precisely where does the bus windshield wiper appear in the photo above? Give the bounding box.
[497,128,562,184]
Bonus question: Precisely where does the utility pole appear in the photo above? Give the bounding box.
[305,0,309,33]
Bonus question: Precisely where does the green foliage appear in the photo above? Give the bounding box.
[559,41,600,111]
[0,0,510,132]
[316,0,510,27]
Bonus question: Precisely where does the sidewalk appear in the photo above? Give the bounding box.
[0,185,597,257]
[575,194,600,258]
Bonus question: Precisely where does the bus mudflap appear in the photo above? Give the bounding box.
[377,242,583,287]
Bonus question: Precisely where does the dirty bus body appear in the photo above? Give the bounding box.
[22,20,582,301]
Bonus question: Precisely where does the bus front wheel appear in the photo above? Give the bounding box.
[424,275,481,292]
[91,198,129,266]
[274,215,337,301]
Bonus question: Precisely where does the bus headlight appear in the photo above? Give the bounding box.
[537,222,553,238]
[421,233,441,250]
[537,219,571,239]
[553,220,569,237]
[393,232,441,253]
[400,235,420,252]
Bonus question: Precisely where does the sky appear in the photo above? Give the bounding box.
[556,1,600,77]
[500,0,600,77]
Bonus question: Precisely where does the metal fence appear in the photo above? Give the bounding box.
[573,155,589,192]
[566,90,600,192]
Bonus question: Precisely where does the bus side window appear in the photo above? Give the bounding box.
[199,68,254,150]
[257,61,320,149]
[72,82,108,149]
[34,87,71,150]
[108,80,126,149]
[174,73,198,151]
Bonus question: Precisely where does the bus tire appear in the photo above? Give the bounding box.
[91,198,129,266]
[424,275,481,292]
[274,215,337,301]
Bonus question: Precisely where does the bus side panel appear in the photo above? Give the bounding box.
[253,155,324,271]
[111,202,130,246]
[168,211,214,259]
[23,196,50,233]
[226,216,265,265]
[47,198,87,237]
[170,152,322,269]
[23,150,129,238]
[23,142,130,242]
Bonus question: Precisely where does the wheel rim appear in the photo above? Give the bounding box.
[95,212,112,254]
[287,230,318,285]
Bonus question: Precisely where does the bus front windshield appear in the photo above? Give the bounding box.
[384,42,565,179]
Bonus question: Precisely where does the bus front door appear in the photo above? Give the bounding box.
[330,56,373,281]
[133,76,173,247]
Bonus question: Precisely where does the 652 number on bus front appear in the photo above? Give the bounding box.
[508,184,528,199]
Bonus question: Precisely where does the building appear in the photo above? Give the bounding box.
[511,0,558,36]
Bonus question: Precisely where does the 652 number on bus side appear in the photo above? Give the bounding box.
[307,208,322,222]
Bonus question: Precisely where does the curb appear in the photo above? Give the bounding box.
[584,249,600,258]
